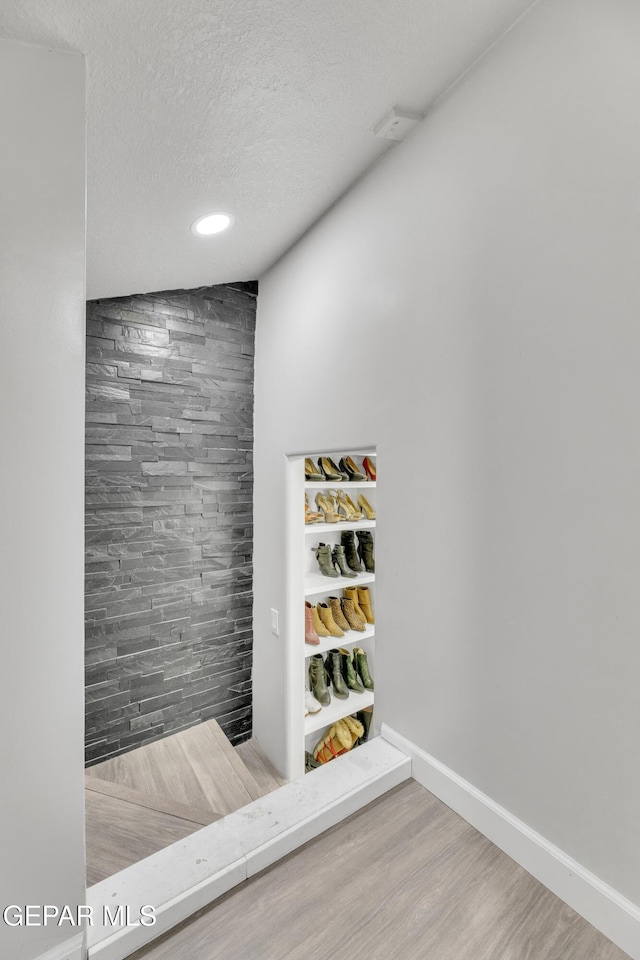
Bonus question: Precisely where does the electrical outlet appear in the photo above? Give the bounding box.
[270,608,279,635]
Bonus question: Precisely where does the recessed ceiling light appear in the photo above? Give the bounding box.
[191,212,234,236]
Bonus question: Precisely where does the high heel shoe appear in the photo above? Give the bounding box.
[305,492,323,524]
[362,456,376,481]
[341,530,363,572]
[356,530,375,572]
[334,489,364,521]
[318,457,344,482]
[305,458,324,481]
[356,493,375,520]
[339,456,365,482]
[314,542,339,578]
[315,491,340,523]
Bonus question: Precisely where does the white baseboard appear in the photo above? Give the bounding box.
[35,933,85,960]
[87,737,410,960]
[381,724,640,960]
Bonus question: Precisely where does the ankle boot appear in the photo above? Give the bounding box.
[325,649,349,699]
[341,530,363,572]
[341,597,366,631]
[314,542,338,578]
[305,602,320,645]
[317,602,344,638]
[355,706,374,744]
[339,648,364,692]
[309,654,331,705]
[310,602,330,637]
[344,586,366,621]
[356,530,375,573]
[356,586,374,624]
[353,647,374,690]
[332,544,357,578]
[328,597,350,633]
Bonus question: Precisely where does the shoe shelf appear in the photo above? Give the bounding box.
[305,519,376,535]
[305,571,375,597]
[304,624,375,659]
[305,481,377,489]
[305,688,375,736]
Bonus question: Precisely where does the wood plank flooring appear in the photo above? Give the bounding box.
[129,779,630,960]
[86,724,285,886]
[235,739,287,795]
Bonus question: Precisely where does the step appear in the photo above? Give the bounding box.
[235,738,287,797]
[87,736,411,960]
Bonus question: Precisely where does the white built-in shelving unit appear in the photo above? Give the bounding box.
[285,449,377,779]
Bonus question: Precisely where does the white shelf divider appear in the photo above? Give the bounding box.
[305,571,375,596]
[305,480,376,489]
[305,688,375,736]
[304,624,375,658]
[305,519,376,535]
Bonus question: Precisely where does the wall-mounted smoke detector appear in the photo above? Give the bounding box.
[373,107,422,142]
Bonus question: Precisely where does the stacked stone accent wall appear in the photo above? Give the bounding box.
[85,282,256,765]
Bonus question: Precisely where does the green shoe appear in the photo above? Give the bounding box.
[309,654,331,706]
[353,647,374,690]
[339,648,364,693]
[356,706,374,745]
[331,544,357,578]
[314,542,339,578]
[356,530,375,573]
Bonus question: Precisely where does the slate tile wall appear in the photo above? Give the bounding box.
[85,282,257,765]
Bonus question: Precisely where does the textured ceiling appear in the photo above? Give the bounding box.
[0,0,537,299]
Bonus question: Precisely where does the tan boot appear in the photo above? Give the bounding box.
[341,597,366,631]
[344,586,366,621]
[317,602,344,638]
[328,596,350,632]
[310,602,330,637]
[357,586,374,624]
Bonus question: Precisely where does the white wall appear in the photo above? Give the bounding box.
[254,0,640,909]
[0,40,86,960]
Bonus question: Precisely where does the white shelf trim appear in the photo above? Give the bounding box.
[305,480,376,488]
[304,625,375,658]
[305,571,375,596]
[305,519,376,534]
[305,688,375,735]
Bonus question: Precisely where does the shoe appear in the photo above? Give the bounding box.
[341,597,366,631]
[356,586,374,624]
[310,602,330,637]
[353,647,374,690]
[331,544,357,579]
[327,456,348,480]
[356,493,375,520]
[328,596,350,632]
[305,492,323,524]
[305,458,324,481]
[335,489,364,520]
[314,542,339,578]
[341,530,363,572]
[339,648,364,692]
[313,721,351,763]
[305,679,322,715]
[344,586,366,621]
[315,492,340,523]
[305,602,320,645]
[339,456,365,482]
[317,602,344,638]
[356,530,375,573]
[324,649,349,699]
[356,706,374,744]
[318,457,344,482]
[342,714,365,745]
[362,456,376,481]
[305,750,322,772]
[309,654,331,706]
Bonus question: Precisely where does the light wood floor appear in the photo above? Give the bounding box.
[130,779,629,960]
[86,723,285,886]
